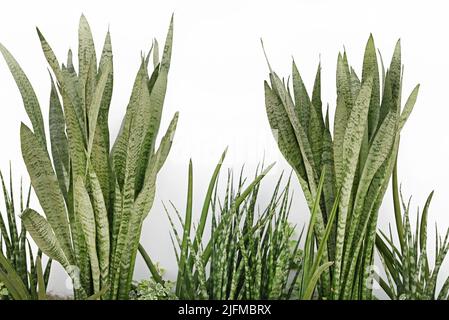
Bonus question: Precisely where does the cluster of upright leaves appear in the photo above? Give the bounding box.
[0,15,178,299]
[263,35,419,299]
[0,168,51,300]
[376,180,449,300]
[204,163,292,300]
[141,150,334,300]
[165,151,297,300]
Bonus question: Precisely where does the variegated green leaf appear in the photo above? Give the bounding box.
[20,209,69,268]
[362,34,380,138]
[0,44,46,147]
[49,74,69,200]
[333,77,373,297]
[399,84,419,130]
[87,168,110,290]
[20,124,74,264]
[74,176,100,293]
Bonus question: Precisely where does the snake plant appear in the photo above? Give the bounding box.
[0,167,52,300]
[140,150,338,300]
[376,163,449,300]
[263,35,419,299]
[0,15,178,299]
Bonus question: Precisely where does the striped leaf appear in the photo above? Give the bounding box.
[87,168,110,290]
[74,176,100,293]
[20,209,69,268]
[0,44,47,147]
[49,74,69,200]
[333,77,373,297]
[20,124,74,264]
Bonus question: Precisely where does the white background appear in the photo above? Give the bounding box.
[1,0,448,297]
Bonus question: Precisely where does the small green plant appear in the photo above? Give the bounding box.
[130,262,176,300]
[263,35,419,299]
[141,150,337,300]
[0,14,178,299]
[130,279,176,300]
[0,167,52,300]
[0,281,7,298]
[376,164,449,300]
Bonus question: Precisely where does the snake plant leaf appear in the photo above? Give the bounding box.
[0,250,31,300]
[143,41,154,68]
[267,69,330,285]
[155,112,179,172]
[110,66,151,298]
[271,72,317,184]
[60,68,87,177]
[420,191,433,251]
[350,67,361,98]
[119,152,161,298]
[176,159,194,296]
[153,39,160,68]
[0,210,11,252]
[292,60,311,132]
[313,189,340,273]
[399,84,419,130]
[74,176,100,293]
[0,44,47,147]
[333,55,351,186]
[69,171,92,297]
[49,74,69,200]
[333,77,373,296]
[312,63,323,117]
[309,63,326,172]
[389,40,402,111]
[308,106,324,175]
[98,30,113,118]
[303,261,333,300]
[35,256,47,300]
[193,147,227,250]
[85,54,97,113]
[362,34,380,138]
[135,17,173,193]
[111,61,147,190]
[60,63,86,133]
[361,137,400,298]
[336,53,354,111]
[78,14,97,108]
[92,30,114,210]
[109,181,122,281]
[87,168,110,290]
[86,284,110,300]
[36,28,62,82]
[138,243,163,283]
[67,49,76,75]
[321,125,336,224]
[160,15,174,74]
[270,72,322,213]
[43,256,52,289]
[264,81,305,181]
[20,124,74,264]
[20,209,69,268]
[438,277,449,300]
[87,62,112,156]
[147,61,160,94]
[343,111,397,287]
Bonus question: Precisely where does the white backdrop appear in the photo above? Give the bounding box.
[0,0,448,297]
